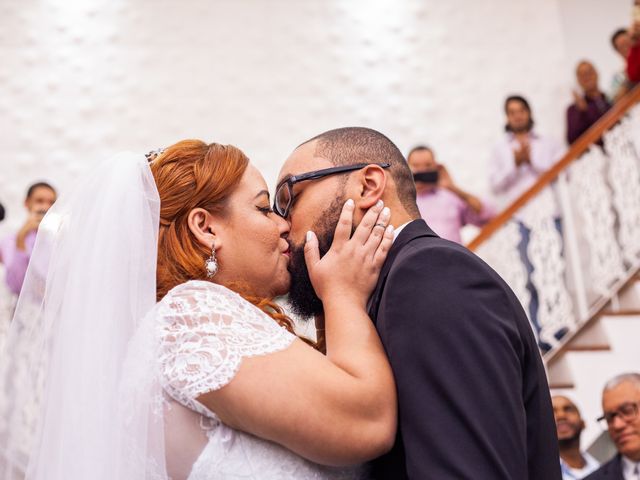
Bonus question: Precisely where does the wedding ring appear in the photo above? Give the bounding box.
[374,223,386,228]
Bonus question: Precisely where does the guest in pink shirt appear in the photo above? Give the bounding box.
[407,146,495,244]
[0,182,56,295]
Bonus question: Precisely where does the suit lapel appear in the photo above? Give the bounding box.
[612,454,624,478]
[367,219,438,323]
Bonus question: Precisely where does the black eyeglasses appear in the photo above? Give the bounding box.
[273,163,391,218]
[597,402,639,428]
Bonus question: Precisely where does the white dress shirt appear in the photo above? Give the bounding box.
[488,130,564,209]
[392,221,411,242]
[621,455,640,480]
[559,452,599,479]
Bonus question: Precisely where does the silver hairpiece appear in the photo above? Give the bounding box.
[145,148,166,163]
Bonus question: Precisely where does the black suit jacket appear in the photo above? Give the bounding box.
[584,455,624,480]
[367,220,561,479]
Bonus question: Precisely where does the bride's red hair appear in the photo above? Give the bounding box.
[149,140,298,337]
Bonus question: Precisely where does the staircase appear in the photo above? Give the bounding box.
[547,275,640,457]
[468,86,640,455]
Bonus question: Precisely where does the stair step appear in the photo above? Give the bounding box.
[565,319,611,352]
[566,344,610,352]
[604,276,640,312]
[548,381,575,389]
[602,309,640,316]
[547,356,574,390]
[545,314,611,364]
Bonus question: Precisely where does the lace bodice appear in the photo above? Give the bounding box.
[156,280,294,419]
[154,280,364,480]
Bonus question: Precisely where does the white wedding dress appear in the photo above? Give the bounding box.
[155,280,367,480]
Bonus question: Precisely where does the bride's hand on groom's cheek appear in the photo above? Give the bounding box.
[304,198,394,308]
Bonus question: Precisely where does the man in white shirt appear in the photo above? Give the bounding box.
[553,395,600,479]
[585,373,640,480]
[489,95,564,209]
[488,95,564,350]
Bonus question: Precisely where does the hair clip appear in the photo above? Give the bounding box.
[145,148,166,163]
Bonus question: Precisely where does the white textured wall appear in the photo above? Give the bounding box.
[558,0,631,98]
[0,0,626,236]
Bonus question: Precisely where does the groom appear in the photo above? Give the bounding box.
[277,127,561,479]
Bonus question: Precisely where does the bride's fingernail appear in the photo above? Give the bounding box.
[380,207,390,219]
[306,231,314,242]
[345,199,354,208]
[375,200,384,209]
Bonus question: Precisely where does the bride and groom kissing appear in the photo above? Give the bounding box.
[3,127,562,479]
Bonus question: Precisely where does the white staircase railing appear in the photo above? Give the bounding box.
[468,89,640,358]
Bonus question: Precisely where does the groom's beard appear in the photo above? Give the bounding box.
[287,195,346,320]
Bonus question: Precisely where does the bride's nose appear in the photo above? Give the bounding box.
[274,213,290,237]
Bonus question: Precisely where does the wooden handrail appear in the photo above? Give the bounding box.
[467,84,640,251]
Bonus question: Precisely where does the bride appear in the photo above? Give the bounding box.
[0,140,396,479]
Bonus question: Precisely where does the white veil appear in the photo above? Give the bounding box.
[0,153,167,479]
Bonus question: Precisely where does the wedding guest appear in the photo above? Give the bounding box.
[552,395,600,479]
[0,182,56,294]
[585,373,640,479]
[627,18,640,82]
[488,95,564,348]
[610,28,632,101]
[407,145,495,243]
[489,95,564,207]
[567,61,611,145]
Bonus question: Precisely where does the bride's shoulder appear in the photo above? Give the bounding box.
[167,279,238,298]
[157,280,247,314]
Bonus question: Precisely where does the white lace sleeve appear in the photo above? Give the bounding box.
[156,280,295,418]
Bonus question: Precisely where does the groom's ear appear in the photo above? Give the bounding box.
[187,208,222,251]
[355,164,387,210]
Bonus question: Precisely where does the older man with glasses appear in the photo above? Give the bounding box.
[585,373,640,480]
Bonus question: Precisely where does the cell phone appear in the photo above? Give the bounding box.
[413,170,439,184]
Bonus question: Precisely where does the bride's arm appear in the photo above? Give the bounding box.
[196,201,396,466]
